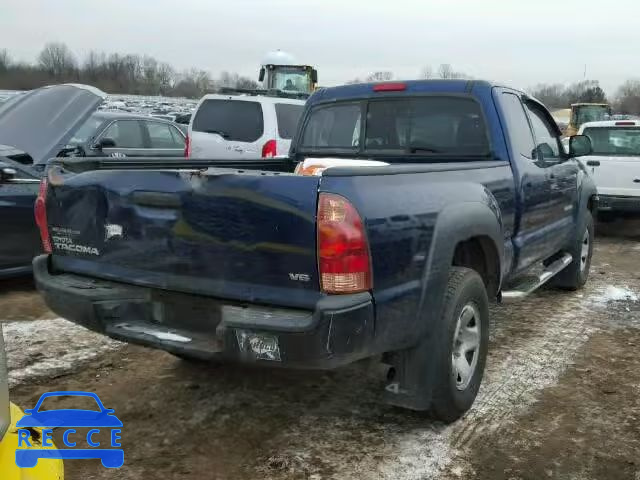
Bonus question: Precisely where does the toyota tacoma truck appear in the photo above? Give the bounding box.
[33,80,597,422]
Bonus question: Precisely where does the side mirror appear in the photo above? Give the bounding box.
[0,167,17,183]
[569,135,592,157]
[93,137,116,150]
[311,69,318,84]
[258,67,265,82]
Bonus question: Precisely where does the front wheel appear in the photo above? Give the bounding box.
[550,211,594,290]
[429,267,490,423]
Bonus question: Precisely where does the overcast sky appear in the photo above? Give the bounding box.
[1,0,638,93]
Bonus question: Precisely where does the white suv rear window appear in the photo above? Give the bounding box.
[193,100,264,142]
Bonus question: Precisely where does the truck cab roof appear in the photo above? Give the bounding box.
[309,80,499,104]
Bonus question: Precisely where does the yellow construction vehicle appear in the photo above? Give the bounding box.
[565,103,611,136]
[258,50,318,95]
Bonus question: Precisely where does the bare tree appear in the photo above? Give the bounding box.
[236,76,259,90]
[615,79,640,114]
[528,83,568,108]
[420,65,434,79]
[38,42,77,77]
[366,71,393,82]
[0,49,10,72]
[438,64,454,79]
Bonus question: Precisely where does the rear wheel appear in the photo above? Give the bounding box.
[429,267,490,423]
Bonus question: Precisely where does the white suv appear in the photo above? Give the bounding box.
[186,94,305,159]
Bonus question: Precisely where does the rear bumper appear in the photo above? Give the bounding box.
[598,194,640,213]
[33,255,375,369]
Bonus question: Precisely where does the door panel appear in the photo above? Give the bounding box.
[0,162,41,271]
[498,92,556,272]
[523,101,576,254]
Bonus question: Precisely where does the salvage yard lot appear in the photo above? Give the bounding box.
[2,220,640,480]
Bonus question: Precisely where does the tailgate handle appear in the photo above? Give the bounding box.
[586,160,600,167]
[131,191,182,208]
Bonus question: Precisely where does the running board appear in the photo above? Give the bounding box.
[501,253,573,301]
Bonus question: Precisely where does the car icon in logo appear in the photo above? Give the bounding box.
[15,391,123,468]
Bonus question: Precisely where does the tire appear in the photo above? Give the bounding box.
[550,211,594,290]
[429,267,490,423]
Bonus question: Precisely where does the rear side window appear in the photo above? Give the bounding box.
[101,120,145,148]
[500,93,535,159]
[146,122,185,149]
[275,103,304,139]
[192,100,263,142]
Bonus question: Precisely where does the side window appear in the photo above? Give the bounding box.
[146,122,184,149]
[101,121,145,148]
[523,102,562,162]
[500,93,535,159]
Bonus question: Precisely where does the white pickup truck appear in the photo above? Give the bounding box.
[578,120,640,219]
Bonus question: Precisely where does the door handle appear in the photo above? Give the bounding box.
[586,160,600,167]
[634,178,640,183]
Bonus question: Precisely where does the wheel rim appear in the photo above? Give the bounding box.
[580,228,590,273]
[452,303,481,391]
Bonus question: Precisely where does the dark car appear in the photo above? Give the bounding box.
[0,84,187,277]
[42,111,186,165]
[0,84,105,277]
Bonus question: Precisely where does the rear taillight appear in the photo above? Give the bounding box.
[184,134,191,158]
[262,139,277,158]
[317,193,372,294]
[34,179,51,253]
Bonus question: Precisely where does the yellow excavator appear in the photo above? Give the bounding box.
[565,103,611,136]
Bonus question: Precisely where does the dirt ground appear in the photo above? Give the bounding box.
[2,219,640,480]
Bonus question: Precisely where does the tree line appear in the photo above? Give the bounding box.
[353,66,640,115]
[0,42,258,98]
[2,44,640,114]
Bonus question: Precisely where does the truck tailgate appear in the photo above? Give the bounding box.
[45,168,322,309]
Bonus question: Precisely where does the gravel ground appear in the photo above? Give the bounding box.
[2,218,639,480]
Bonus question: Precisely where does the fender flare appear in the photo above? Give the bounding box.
[416,200,504,339]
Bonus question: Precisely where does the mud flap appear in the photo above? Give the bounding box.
[382,335,439,411]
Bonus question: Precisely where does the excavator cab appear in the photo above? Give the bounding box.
[258,51,318,97]
[259,65,317,95]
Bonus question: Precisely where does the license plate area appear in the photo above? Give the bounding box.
[150,289,222,332]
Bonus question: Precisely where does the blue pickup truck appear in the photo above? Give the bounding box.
[33,80,597,422]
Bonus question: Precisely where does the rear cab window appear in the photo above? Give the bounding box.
[299,96,490,159]
[193,100,264,142]
[275,103,304,139]
[582,127,640,156]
